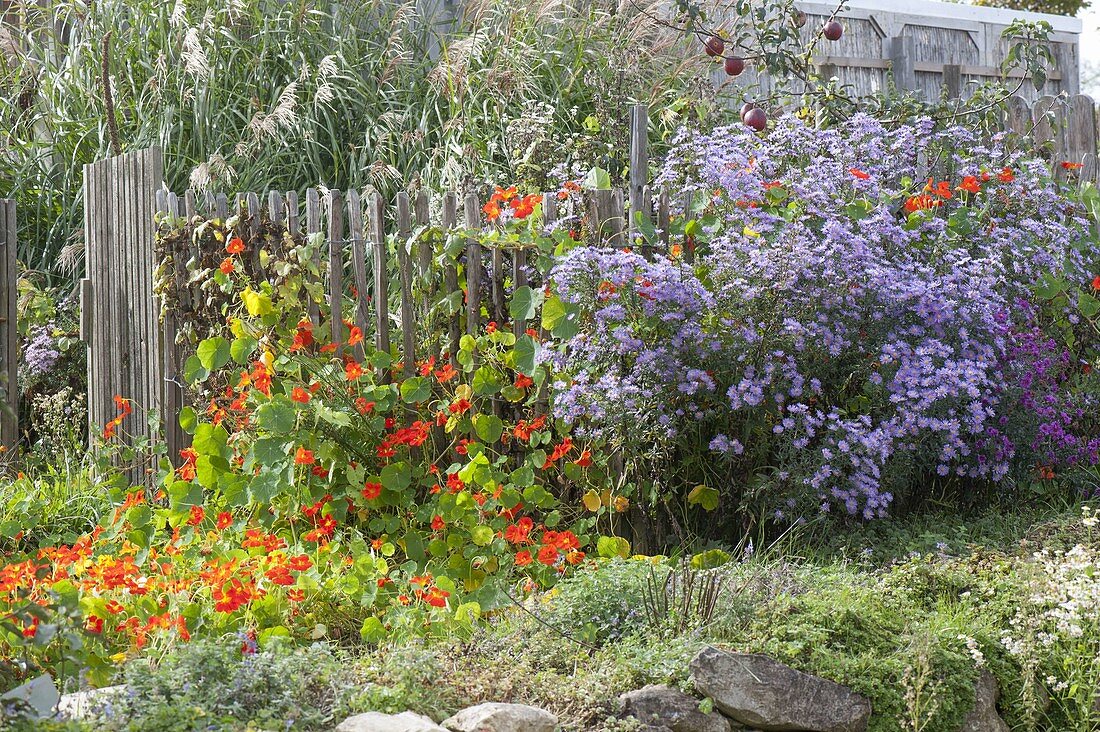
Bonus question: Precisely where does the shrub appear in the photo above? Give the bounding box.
[548,114,1100,528]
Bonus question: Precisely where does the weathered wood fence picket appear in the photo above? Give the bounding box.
[81,98,1100,470]
[0,200,18,452]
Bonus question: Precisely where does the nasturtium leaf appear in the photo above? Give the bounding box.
[167,480,203,512]
[248,469,287,504]
[250,437,288,468]
[360,617,386,643]
[1035,274,1066,300]
[195,454,230,488]
[1078,291,1100,318]
[583,166,611,190]
[192,423,230,459]
[582,490,602,512]
[470,525,494,547]
[400,376,431,403]
[381,463,412,491]
[455,602,481,623]
[230,336,258,365]
[197,337,232,371]
[240,286,273,316]
[474,414,504,443]
[509,286,541,321]
[316,404,352,427]
[691,549,731,569]
[513,335,538,376]
[596,535,631,559]
[255,397,297,434]
[687,484,720,511]
[459,334,477,352]
[183,355,210,384]
[472,366,503,395]
[178,406,198,434]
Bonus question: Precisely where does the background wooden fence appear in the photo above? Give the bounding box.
[81,149,164,484]
[79,97,1100,469]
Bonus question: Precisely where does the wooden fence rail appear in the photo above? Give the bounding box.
[84,97,1100,468]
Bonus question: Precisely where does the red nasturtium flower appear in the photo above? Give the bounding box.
[849,168,870,180]
[345,360,364,381]
[362,481,382,500]
[514,550,533,566]
[957,176,981,194]
[291,387,311,404]
[219,258,235,275]
[1062,161,1084,171]
[294,446,315,465]
[187,505,205,526]
[226,237,245,254]
[431,515,446,531]
[904,194,942,214]
[998,167,1015,183]
[1091,275,1100,292]
[288,555,313,572]
[514,373,534,389]
[347,326,364,347]
[216,512,233,530]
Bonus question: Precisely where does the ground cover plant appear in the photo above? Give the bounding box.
[3,0,1100,729]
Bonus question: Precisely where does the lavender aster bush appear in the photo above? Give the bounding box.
[548,114,1098,521]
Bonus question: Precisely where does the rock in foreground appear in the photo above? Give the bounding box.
[336,711,447,732]
[620,684,732,732]
[690,647,871,732]
[442,702,557,732]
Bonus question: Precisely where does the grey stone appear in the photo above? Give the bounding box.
[1,674,59,720]
[335,711,447,732]
[57,685,127,720]
[690,647,871,732]
[442,702,557,732]
[619,685,732,732]
[957,671,1008,732]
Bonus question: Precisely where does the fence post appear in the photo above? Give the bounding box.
[327,189,345,355]
[395,192,416,379]
[942,64,962,99]
[0,200,17,452]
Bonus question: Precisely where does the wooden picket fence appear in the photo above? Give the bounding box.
[80,98,1100,471]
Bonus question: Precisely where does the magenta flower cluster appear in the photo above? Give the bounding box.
[548,114,1097,519]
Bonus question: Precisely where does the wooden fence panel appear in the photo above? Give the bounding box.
[84,148,164,485]
[0,200,17,451]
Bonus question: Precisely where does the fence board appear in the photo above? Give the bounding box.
[396,192,416,378]
[0,200,17,451]
[327,189,345,355]
[305,188,322,327]
[346,190,369,363]
[441,192,460,361]
[368,192,391,375]
[463,193,481,339]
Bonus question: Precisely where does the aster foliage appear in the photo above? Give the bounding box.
[549,114,1100,522]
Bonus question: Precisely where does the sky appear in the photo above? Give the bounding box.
[1082,5,1099,96]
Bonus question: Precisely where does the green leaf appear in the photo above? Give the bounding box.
[472,366,503,395]
[183,355,210,384]
[596,535,631,559]
[248,469,287,504]
[192,424,230,459]
[255,397,297,434]
[360,616,387,643]
[1078,292,1100,319]
[584,167,611,190]
[179,406,198,434]
[687,484,720,511]
[400,376,431,403]
[513,334,538,376]
[381,463,412,491]
[474,414,504,443]
[197,337,232,371]
[1035,274,1066,300]
[470,525,494,547]
[508,286,541,321]
[230,336,259,365]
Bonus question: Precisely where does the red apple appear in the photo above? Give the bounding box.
[744,107,768,131]
[724,56,745,76]
[704,35,725,57]
[740,102,757,121]
[823,20,843,41]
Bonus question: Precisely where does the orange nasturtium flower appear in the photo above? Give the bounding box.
[998,167,1015,183]
[957,176,981,194]
[294,446,315,465]
[291,387,311,404]
[849,168,870,180]
[219,258,235,275]
[1061,161,1084,171]
[482,200,501,221]
[226,237,245,254]
[345,360,364,381]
